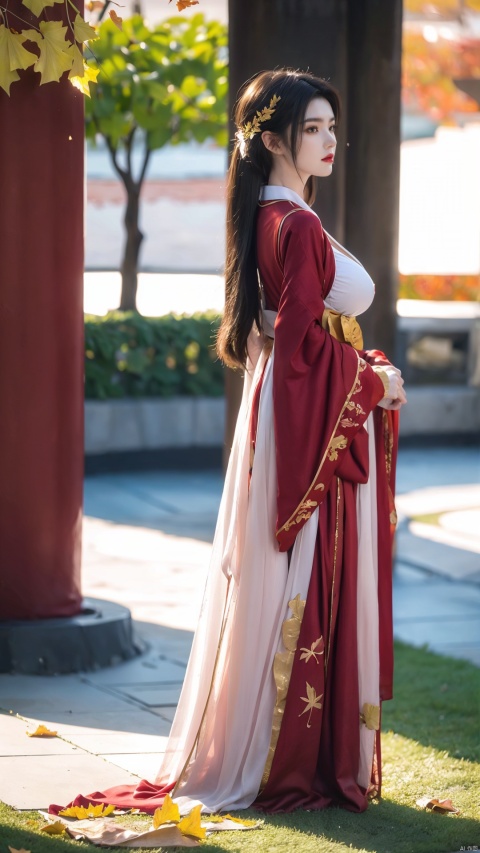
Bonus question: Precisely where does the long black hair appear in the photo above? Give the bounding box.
[216,68,341,369]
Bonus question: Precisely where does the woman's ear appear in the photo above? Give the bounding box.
[261,131,284,155]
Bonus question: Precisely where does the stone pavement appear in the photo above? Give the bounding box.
[0,447,479,811]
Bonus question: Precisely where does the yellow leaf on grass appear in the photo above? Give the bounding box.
[416,796,461,814]
[34,20,74,85]
[178,805,206,840]
[222,814,259,826]
[59,803,115,819]
[22,0,63,16]
[70,60,99,96]
[26,724,57,737]
[109,9,123,29]
[152,793,181,828]
[41,820,66,834]
[73,13,97,44]
[9,847,32,853]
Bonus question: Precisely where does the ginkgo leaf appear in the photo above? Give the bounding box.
[178,805,206,840]
[70,60,99,97]
[360,702,380,731]
[34,20,74,86]
[26,724,57,737]
[152,793,180,828]
[41,821,66,834]
[298,682,323,728]
[109,9,123,29]
[59,803,115,819]
[22,0,63,16]
[299,637,324,664]
[416,796,461,814]
[73,13,97,44]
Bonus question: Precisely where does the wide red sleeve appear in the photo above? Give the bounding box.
[273,211,386,551]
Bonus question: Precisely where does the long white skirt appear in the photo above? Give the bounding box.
[154,344,379,812]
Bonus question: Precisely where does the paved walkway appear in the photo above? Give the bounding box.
[0,447,479,810]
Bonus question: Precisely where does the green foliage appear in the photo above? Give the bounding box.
[85,13,228,155]
[84,311,224,399]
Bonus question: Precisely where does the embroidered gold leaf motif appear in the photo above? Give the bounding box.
[360,702,380,730]
[340,417,359,428]
[327,435,347,461]
[345,400,366,415]
[299,637,324,664]
[314,482,325,491]
[152,793,180,828]
[390,509,398,525]
[299,683,323,728]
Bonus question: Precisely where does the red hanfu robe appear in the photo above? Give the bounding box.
[251,200,399,813]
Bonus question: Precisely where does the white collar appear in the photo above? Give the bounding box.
[259,185,319,218]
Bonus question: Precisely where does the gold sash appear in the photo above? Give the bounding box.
[321,308,364,350]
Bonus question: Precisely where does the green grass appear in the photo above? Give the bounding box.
[1,641,479,853]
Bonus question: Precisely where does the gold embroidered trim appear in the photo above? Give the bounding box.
[277,356,361,538]
[260,593,306,789]
[374,368,390,397]
[325,477,341,675]
[360,702,380,731]
[276,208,303,269]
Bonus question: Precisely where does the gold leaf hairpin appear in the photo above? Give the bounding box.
[240,94,281,140]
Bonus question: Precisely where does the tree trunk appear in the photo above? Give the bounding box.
[119,187,143,311]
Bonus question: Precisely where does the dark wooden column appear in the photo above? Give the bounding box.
[0,3,84,619]
[345,0,403,356]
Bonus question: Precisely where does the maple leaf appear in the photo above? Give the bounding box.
[26,724,57,737]
[109,9,123,30]
[69,44,84,78]
[152,793,180,828]
[178,805,206,840]
[298,682,323,728]
[416,796,461,814]
[70,60,99,97]
[59,803,115,819]
[41,820,66,835]
[22,0,63,15]
[299,637,324,664]
[73,14,97,44]
[34,20,74,86]
[0,25,37,95]
[170,0,200,9]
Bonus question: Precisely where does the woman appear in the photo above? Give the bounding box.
[53,68,406,817]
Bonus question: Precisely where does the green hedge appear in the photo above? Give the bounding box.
[84,311,224,399]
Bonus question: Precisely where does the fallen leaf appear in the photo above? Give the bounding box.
[59,803,115,819]
[176,0,200,9]
[9,847,32,853]
[416,796,461,814]
[178,805,206,841]
[41,820,66,834]
[109,9,123,29]
[152,793,180,828]
[26,724,57,737]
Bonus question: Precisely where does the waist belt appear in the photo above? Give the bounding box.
[261,306,364,350]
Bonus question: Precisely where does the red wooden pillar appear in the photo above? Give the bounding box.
[0,3,84,619]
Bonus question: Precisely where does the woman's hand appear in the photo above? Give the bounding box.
[374,365,407,410]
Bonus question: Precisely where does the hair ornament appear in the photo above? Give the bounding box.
[238,94,281,143]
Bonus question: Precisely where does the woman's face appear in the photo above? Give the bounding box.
[292,96,337,180]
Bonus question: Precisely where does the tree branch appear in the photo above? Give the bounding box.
[105,136,129,186]
[137,146,152,192]
[126,127,136,181]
